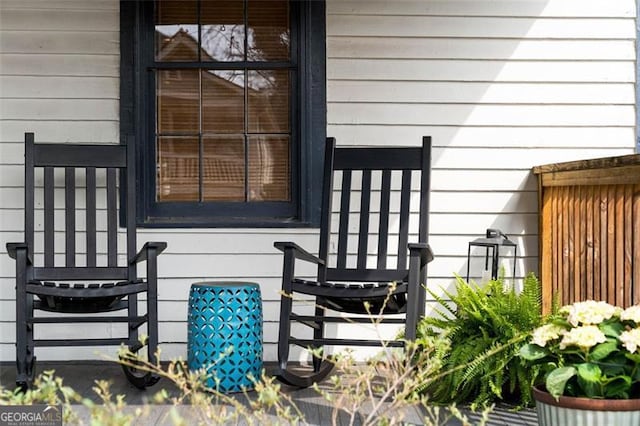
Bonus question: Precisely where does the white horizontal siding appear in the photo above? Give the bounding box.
[328,59,635,82]
[0,0,130,362]
[0,76,119,99]
[0,0,636,364]
[325,0,637,362]
[330,82,635,104]
[329,39,635,61]
[327,1,635,18]
[328,16,635,39]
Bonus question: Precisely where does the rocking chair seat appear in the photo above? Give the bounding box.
[293,279,408,314]
[27,279,146,313]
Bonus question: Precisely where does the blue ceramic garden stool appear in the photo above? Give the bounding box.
[187,282,263,392]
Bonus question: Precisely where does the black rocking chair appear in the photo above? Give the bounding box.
[274,136,434,387]
[6,132,167,390]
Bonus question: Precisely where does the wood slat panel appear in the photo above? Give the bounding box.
[539,181,639,310]
[600,186,609,302]
[336,170,351,269]
[561,186,569,306]
[576,186,584,300]
[541,188,553,313]
[552,187,560,304]
[397,170,411,269]
[634,184,640,304]
[106,168,117,267]
[357,170,371,269]
[85,167,96,267]
[593,187,601,301]
[585,186,594,300]
[377,170,391,269]
[607,185,616,305]
[43,167,54,267]
[624,185,633,306]
[64,167,75,267]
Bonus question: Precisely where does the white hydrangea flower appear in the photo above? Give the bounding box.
[564,300,618,327]
[619,328,640,354]
[620,306,640,324]
[531,324,567,347]
[559,325,606,350]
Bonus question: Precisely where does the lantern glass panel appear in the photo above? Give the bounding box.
[466,229,517,286]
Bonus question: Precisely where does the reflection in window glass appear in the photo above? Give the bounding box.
[248,136,290,201]
[201,1,245,61]
[247,70,289,134]
[247,0,290,61]
[157,136,200,201]
[154,0,292,205]
[157,70,199,134]
[155,0,198,61]
[202,136,245,201]
[202,70,244,133]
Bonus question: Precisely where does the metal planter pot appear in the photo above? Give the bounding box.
[533,387,640,426]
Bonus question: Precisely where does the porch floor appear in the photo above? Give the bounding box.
[0,361,537,425]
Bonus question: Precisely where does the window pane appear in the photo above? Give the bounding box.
[155,0,198,61]
[157,70,200,134]
[247,0,290,61]
[247,136,290,201]
[157,136,199,201]
[202,70,245,133]
[201,1,245,61]
[247,70,289,133]
[202,136,245,201]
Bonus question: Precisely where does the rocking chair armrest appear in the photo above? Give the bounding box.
[274,241,325,265]
[408,243,435,265]
[130,242,168,264]
[6,242,32,264]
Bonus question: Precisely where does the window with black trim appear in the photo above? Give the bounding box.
[120,0,326,227]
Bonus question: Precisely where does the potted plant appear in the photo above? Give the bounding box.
[520,300,640,426]
[415,273,543,408]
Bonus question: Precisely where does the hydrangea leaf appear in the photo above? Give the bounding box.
[546,366,576,398]
[590,340,618,361]
[599,320,624,338]
[576,363,602,398]
[604,375,631,399]
[625,353,640,364]
[519,343,548,361]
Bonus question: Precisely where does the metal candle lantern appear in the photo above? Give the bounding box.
[466,228,517,283]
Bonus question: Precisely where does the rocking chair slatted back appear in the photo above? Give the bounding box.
[273,136,434,388]
[24,133,135,280]
[9,132,166,390]
[320,137,431,284]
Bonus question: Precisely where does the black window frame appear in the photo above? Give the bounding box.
[120,0,326,227]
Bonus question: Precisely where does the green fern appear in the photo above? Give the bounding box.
[416,273,543,408]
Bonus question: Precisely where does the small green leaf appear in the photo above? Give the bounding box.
[590,340,618,361]
[577,363,602,398]
[577,363,602,382]
[546,366,577,398]
[625,353,640,364]
[520,343,548,361]
[604,376,631,399]
[599,320,624,338]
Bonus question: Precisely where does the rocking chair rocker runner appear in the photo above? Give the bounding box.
[6,133,167,390]
[274,136,434,387]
